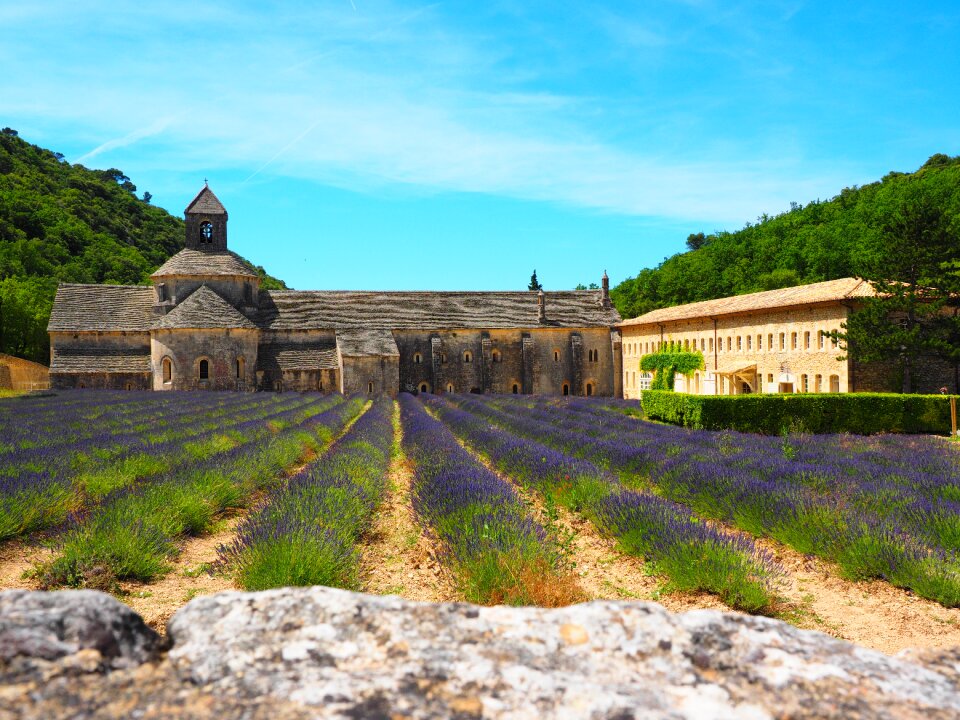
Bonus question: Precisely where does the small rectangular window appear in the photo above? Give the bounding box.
[757,334,762,350]
[819,332,825,350]
[804,331,811,350]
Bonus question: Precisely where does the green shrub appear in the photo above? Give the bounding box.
[641,390,958,435]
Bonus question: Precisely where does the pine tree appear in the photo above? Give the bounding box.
[528,269,543,291]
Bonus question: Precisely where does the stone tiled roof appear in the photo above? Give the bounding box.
[185,186,227,215]
[154,286,258,330]
[151,249,258,278]
[619,278,876,327]
[257,290,621,330]
[50,346,151,373]
[257,342,339,371]
[336,329,399,357]
[48,285,155,332]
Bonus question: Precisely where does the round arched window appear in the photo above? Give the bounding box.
[199,359,209,380]
[200,222,213,243]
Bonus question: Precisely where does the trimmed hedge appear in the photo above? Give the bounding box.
[641,390,958,435]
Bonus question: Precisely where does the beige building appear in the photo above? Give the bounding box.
[619,278,883,399]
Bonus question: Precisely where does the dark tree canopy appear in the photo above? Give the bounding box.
[837,178,960,392]
[0,130,286,364]
[528,269,543,291]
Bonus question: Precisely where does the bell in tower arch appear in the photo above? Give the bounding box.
[184,184,228,252]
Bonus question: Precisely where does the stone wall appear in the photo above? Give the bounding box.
[340,354,400,397]
[154,275,259,312]
[394,327,617,397]
[50,372,152,391]
[151,328,259,391]
[0,353,49,390]
[49,332,151,391]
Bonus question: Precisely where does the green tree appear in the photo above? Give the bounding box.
[0,129,288,363]
[840,180,960,392]
[528,269,543,291]
[610,154,960,322]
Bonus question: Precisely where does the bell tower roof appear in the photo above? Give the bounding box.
[185,184,227,216]
[184,183,228,251]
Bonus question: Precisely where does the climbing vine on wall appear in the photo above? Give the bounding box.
[640,342,705,390]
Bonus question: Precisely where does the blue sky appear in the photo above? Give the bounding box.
[2,1,958,291]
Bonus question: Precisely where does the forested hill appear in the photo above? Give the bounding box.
[0,129,286,364]
[610,154,960,319]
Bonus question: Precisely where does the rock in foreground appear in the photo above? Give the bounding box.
[3,587,960,719]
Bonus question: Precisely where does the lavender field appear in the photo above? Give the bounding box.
[1,390,959,650]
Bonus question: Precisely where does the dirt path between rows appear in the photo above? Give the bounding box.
[448,430,729,612]
[119,515,242,632]
[756,536,960,654]
[0,539,53,590]
[358,411,455,603]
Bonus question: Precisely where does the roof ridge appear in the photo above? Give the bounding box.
[154,285,256,330]
[619,277,871,326]
[185,185,227,215]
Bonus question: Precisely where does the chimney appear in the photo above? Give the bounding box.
[601,270,611,308]
[537,290,546,323]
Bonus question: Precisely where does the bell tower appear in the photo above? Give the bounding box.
[184,183,228,252]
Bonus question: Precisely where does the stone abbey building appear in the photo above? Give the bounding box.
[48,186,623,396]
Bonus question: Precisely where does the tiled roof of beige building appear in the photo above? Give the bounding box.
[619,277,875,327]
[48,285,155,332]
[151,249,258,278]
[257,290,620,330]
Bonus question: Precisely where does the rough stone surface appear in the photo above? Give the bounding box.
[0,590,161,675]
[2,587,959,719]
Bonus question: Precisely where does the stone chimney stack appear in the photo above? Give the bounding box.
[601,270,611,308]
[537,290,546,323]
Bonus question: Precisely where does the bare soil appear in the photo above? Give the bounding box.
[757,535,960,654]
[119,514,243,632]
[0,539,53,590]
[358,436,455,602]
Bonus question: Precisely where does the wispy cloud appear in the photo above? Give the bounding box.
[0,1,911,225]
[74,117,176,165]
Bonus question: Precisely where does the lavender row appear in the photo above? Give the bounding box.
[463,395,960,606]
[0,392,308,478]
[422,395,778,611]
[399,393,578,606]
[223,397,394,590]
[0,391,263,455]
[39,395,364,588]
[0,394,340,543]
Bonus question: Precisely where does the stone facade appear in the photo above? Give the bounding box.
[620,278,958,397]
[48,185,622,397]
[0,353,50,391]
